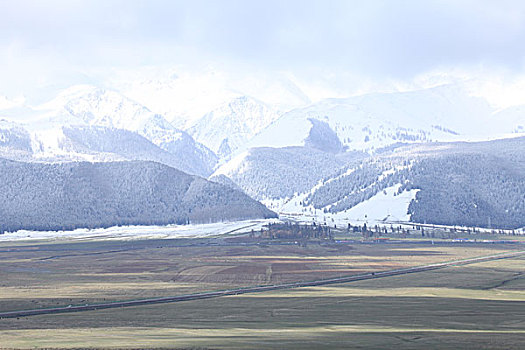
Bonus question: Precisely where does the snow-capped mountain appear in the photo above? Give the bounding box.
[36,85,159,129]
[211,83,524,229]
[2,85,218,176]
[110,68,311,129]
[213,84,496,197]
[240,84,502,154]
[188,96,281,157]
[2,77,524,230]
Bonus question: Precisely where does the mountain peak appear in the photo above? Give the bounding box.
[188,95,281,156]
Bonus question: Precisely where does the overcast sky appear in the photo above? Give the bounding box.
[1,0,525,100]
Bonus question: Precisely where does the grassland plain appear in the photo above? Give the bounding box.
[0,237,519,312]
[0,237,523,349]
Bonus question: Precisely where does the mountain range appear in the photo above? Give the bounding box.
[1,79,524,230]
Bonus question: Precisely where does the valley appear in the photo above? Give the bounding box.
[2,2,525,349]
[0,231,523,349]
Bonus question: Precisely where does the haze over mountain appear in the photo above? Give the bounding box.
[110,69,311,130]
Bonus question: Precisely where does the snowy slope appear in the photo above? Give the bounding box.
[111,68,311,129]
[322,184,419,223]
[242,84,503,154]
[188,96,281,157]
[492,105,525,134]
[274,138,525,229]
[277,184,419,227]
[9,85,218,176]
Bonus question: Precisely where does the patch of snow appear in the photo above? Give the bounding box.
[334,184,419,224]
[31,128,67,154]
[277,184,419,228]
[213,150,250,176]
[0,219,278,242]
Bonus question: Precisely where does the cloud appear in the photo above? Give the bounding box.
[1,0,525,97]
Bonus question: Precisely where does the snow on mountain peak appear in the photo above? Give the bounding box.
[36,84,157,131]
[213,150,251,177]
[109,67,313,129]
[0,85,219,176]
[188,95,281,157]
[238,84,516,154]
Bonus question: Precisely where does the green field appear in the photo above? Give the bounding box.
[0,238,523,349]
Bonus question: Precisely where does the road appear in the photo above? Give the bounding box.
[0,250,523,319]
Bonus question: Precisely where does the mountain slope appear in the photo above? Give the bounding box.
[0,159,276,233]
[492,105,525,134]
[213,146,366,200]
[303,137,525,229]
[60,126,211,174]
[112,68,311,129]
[31,85,217,176]
[188,96,281,157]
[241,84,516,154]
[0,120,32,154]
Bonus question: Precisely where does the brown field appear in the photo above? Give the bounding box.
[0,236,523,349]
[0,237,520,312]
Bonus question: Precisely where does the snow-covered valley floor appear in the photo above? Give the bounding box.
[0,219,278,242]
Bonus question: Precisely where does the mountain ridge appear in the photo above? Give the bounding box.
[0,158,276,233]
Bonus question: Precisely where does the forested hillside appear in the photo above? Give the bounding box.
[218,137,525,229]
[214,146,367,200]
[0,159,276,233]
